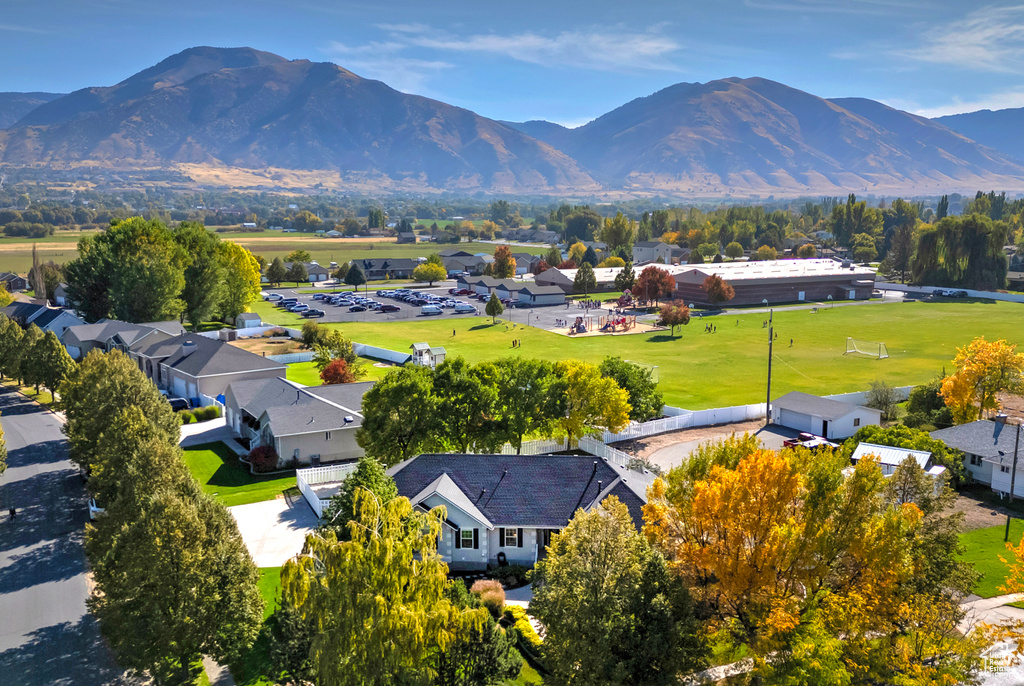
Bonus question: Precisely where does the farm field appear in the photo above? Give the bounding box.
[253,299,1024,409]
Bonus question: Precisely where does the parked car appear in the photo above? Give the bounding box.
[421,305,443,316]
[264,293,283,301]
[454,302,477,314]
[168,397,190,412]
[349,305,367,312]
[304,309,326,318]
[313,293,326,300]
[289,303,309,312]
[380,304,401,313]
[277,298,298,308]
[443,299,457,308]
[953,290,969,298]
[89,497,105,521]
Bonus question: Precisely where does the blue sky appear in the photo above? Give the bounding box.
[1,0,1022,126]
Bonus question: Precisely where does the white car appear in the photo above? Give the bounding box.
[421,305,443,316]
[454,302,477,314]
[89,497,104,521]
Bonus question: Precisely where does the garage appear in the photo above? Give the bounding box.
[771,391,882,440]
[779,408,813,433]
[172,376,189,399]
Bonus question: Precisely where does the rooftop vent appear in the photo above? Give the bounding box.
[180,340,197,357]
[344,416,354,423]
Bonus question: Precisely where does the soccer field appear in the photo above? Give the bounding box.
[252,300,1024,410]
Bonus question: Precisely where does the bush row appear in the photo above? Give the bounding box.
[179,405,221,424]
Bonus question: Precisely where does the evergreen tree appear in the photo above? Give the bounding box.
[344,263,367,292]
[614,261,635,292]
[573,262,597,295]
[285,261,308,285]
[267,257,287,285]
[485,293,504,324]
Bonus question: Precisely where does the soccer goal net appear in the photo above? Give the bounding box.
[845,338,889,359]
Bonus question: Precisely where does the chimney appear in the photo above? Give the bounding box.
[996,414,1010,424]
[180,340,197,357]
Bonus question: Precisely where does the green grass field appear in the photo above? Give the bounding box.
[182,442,296,507]
[959,520,1024,598]
[254,299,1024,409]
[285,358,395,386]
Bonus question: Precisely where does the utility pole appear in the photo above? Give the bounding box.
[1005,421,1021,542]
[765,307,774,428]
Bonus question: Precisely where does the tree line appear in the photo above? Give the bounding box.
[62,350,263,685]
[0,314,76,397]
[64,217,263,329]
[356,355,662,464]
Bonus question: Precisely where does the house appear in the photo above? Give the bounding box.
[849,442,943,478]
[131,334,285,403]
[0,302,85,339]
[443,254,489,276]
[633,241,677,265]
[0,272,28,292]
[242,222,258,229]
[397,231,418,244]
[53,283,69,307]
[771,391,882,440]
[510,253,540,275]
[411,342,446,368]
[932,420,1023,495]
[389,453,654,570]
[514,284,566,307]
[224,377,374,466]
[671,259,876,307]
[284,262,331,282]
[61,319,178,360]
[534,267,624,293]
[235,313,262,329]
[356,258,421,280]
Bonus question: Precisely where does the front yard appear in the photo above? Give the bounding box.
[959,519,1024,598]
[182,442,296,507]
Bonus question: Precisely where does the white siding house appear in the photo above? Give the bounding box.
[771,391,882,440]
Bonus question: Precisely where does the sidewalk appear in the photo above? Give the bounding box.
[179,418,248,454]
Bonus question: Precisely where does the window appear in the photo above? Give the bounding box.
[325,431,332,441]
[971,455,982,466]
[1001,465,1010,474]
[503,528,518,547]
[853,418,860,427]
[461,529,474,549]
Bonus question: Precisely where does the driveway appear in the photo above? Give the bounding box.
[229,490,317,568]
[0,388,131,685]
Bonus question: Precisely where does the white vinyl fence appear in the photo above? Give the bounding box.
[353,342,412,365]
[496,438,569,455]
[296,463,359,517]
[578,436,633,469]
[600,414,694,442]
[267,351,316,364]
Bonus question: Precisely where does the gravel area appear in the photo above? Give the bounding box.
[612,418,767,461]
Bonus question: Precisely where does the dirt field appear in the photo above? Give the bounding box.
[997,393,1024,423]
[620,418,767,461]
[229,337,305,355]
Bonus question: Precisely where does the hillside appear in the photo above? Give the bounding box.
[934,108,1024,164]
[0,92,63,129]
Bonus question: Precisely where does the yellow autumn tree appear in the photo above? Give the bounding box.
[568,241,587,265]
[643,441,984,684]
[940,337,1024,423]
[552,360,630,446]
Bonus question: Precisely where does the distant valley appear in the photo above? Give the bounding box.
[2,46,1024,197]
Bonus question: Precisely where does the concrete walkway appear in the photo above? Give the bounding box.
[179,420,248,455]
[959,593,1024,634]
[228,491,317,568]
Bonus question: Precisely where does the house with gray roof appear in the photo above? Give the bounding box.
[284,262,330,282]
[61,319,178,360]
[224,377,374,467]
[389,453,654,570]
[131,334,285,403]
[771,391,881,440]
[0,272,28,292]
[932,420,1022,494]
[356,257,421,280]
[0,302,84,339]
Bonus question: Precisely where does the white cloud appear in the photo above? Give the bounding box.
[904,89,1024,118]
[898,4,1024,72]
[325,41,453,94]
[743,0,926,14]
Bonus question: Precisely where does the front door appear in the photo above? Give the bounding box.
[537,529,559,561]
[821,419,829,438]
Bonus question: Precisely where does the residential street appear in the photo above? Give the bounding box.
[0,388,130,685]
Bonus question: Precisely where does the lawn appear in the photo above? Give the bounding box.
[229,567,283,686]
[0,379,56,408]
[257,299,1024,410]
[182,442,296,507]
[959,519,1024,598]
[286,358,396,386]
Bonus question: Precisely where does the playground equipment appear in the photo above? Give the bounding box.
[616,290,635,308]
[600,314,636,332]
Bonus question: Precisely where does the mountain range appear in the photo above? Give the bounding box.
[1,46,1022,197]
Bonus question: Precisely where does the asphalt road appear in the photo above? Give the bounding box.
[0,388,130,685]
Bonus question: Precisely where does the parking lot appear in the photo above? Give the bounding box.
[261,283,485,324]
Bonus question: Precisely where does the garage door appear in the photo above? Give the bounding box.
[779,409,813,433]
[172,376,188,398]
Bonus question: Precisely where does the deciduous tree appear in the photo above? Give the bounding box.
[320,358,355,385]
[0,314,24,380]
[356,365,438,466]
[635,266,675,305]
[285,249,313,263]
[725,241,745,259]
[344,263,366,292]
[658,301,690,337]
[551,360,630,445]
[433,357,500,453]
[940,337,1024,423]
[285,261,308,285]
[412,262,447,286]
[532,497,706,686]
[484,357,558,453]
[568,242,587,264]
[796,243,816,258]
[220,241,262,322]
[755,245,778,261]
[700,274,734,307]
[281,492,487,686]
[34,329,76,400]
[318,456,398,539]
[491,245,517,279]
[599,357,663,422]
[485,293,504,324]
[600,212,634,252]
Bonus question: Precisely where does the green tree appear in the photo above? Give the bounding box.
[851,232,878,262]
[61,349,180,472]
[220,241,263,322]
[912,214,1008,289]
[426,252,444,266]
[285,261,308,285]
[725,241,744,259]
[87,484,264,686]
[62,234,112,322]
[174,222,225,331]
[285,249,313,263]
[319,456,398,539]
[433,357,500,453]
[485,293,504,324]
[292,210,322,233]
[34,329,76,399]
[936,195,949,220]
[546,246,562,267]
[18,325,43,390]
[268,597,315,684]
[796,243,816,258]
[485,357,558,453]
[552,360,630,445]
[267,257,287,286]
[435,586,523,686]
[311,329,363,377]
[344,263,366,292]
[281,492,487,686]
[356,365,438,466]
[332,262,350,281]
[573,262,597,296]
[599,357,663,422]
[0,314,25,380]
[413,262,447,286]
[532,497,706,686]
[582,245,599,267]
[600,212,634,253]
[614,261,635,292]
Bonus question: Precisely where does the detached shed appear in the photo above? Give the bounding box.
[771,391,881,440]
[850,442,932,476]
[235,313,262,329]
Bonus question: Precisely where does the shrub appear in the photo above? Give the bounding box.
[192,405,221,421]
[503,604,542,651]
[489,564,530,589]
[248,444,280,473]
[470,579,506,617]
